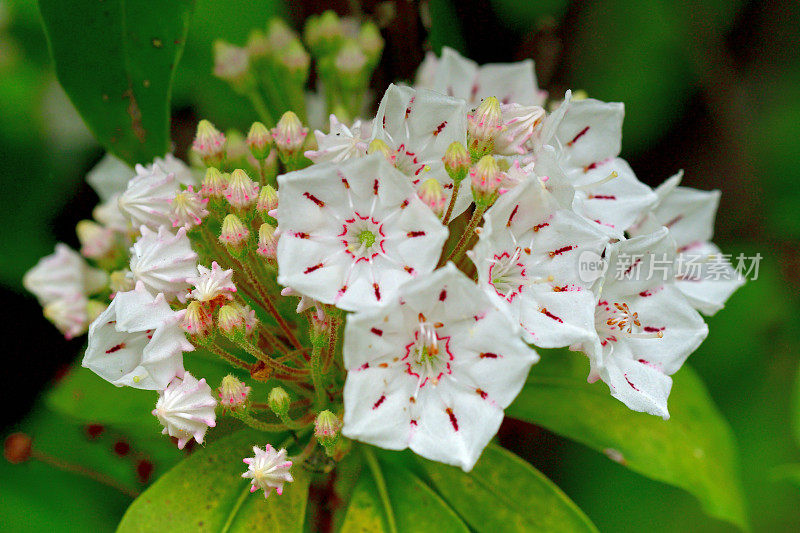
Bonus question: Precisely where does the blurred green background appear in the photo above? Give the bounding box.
[1,0,798,531]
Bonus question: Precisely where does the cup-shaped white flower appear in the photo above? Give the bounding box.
[551,98,657,238]
[83,282,193,390]
[342,263,539,471]
[43,293,89,340]
[305,115,371,163]
[153,372,216,449]
[129,226,198,302]
[276,154,448,311]
[371,84,472,218]
[631,172,743,315]
[576,229,708,419]
[118,163,182,230]
[242,444,294,498]
[86,153,134,203]
[471,178,608,348]
[427,46,543,106]
[23,243,108,306]
[186,262,236,304]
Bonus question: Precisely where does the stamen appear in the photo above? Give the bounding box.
[574,170,618,190]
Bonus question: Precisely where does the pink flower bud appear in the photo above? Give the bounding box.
[192,120,226,166]
[470,155,503,206]
[225,169,260,211]
[219,214,250,248]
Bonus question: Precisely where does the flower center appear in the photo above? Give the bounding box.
[404,316,452,387]
[595,300,664,344]
[358,229,376,249]
[488,248,552,301]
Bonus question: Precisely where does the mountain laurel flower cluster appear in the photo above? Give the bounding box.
[24,13,743,502]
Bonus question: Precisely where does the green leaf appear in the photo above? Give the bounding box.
[507,349,748,530]
[117,429,306,532]
[37,0,195,164]
[418,444,597,532]
[339,447,469,533]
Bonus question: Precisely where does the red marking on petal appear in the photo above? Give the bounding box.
[404,265,415,274]
[540,307,564,323]
[303,192,325,207]
[359,362,370,370]
[588,194,617,200]
[373,283,381,301]
[549,245,574,257]
[294,232,310,239]
[433,121,447,136]
[643,326,665,332]
[479,352,499,359]
[407,231,426,238]
[106,343,126,354]
[639,290,654,297]
[370,327,383,336]
[623,258,642,276]
[532,222,549,232]
[568,126,590,146]
[476,388,488,399]
[373,179,379,195]
[373,395,386,410]
[583,162,598,172]
[304,263,324,274]
[341,177,350,189]
[507,205,519,227]
[439,289,447,301]
[446,408,459,431]
[410,419,418,426]
[400,199,409,209]
[665,215,683,228]
[624,374,640,391]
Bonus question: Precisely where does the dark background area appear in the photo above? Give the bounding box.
[1,0,799,530]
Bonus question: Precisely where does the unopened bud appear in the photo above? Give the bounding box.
[109,270,135,293]
[246,29,269,59]
[358,22,384,65]
[246,122,272,160]
[225,169,260,211]
[218,374,251,411]
[418,178,446,216]
[334,39,367,77]
[471,155,503,206]
[257,223,279,258]
[443,141,471,184]
[76,220,115,260]
[272,112,308,166]
[314,410,341,451]
[201,167,227,198]
[268,387,291,416]
[305,10,343,55]
[192,120,226,166]
[218,302,257,338]
[219,214,250,250]
[309,309,329,347]
[279,38,310,79]
[213,41,251,90]
[266,18,297,52]
[256,185,278,216]
[367,139,396,164]
[468,97,503,158]
[182,301,213,338]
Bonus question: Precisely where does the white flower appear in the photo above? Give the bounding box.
[153,372,216,449]
[242,445,294,498]
[575,229,708,419]
[551,98,657,238]
[414,51,439,89]
[186,262,237,303]
[129,226,198,302]
[118,163,182,230]
[93,194,131,232]
[276,154,448,312]
[83,282,192,390]
[631,172,743,315]
[23,244,107,305]
[495,103,546,156]
[169,186,209,229]
[426,46,544,106]
[152,154,200,188]
[86,153,134,203]
[371,84,472,218]
[76,220,117,260]
[470,178,608,347]
[305,114,371,163]
[342,263,539,471]
[43,293,89,340]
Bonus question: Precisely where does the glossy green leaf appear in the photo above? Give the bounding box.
[507,349,748,530]
[38,0,195,165]
[117,429,305,532]
[418,444,597,532]
[339,447,469,533]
